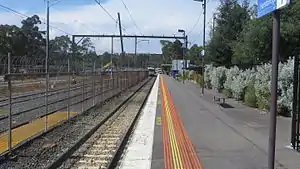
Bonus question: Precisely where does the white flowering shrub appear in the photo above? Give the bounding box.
[254,63,272,110]
[204,64,214,88]
[224,66,240,92]
[204,57,295,115]
[230,68,256,100]
[278,57,294,112]
[210,66,227,91]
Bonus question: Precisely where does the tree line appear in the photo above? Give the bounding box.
[0,14,163,72]
[160,0,300,69]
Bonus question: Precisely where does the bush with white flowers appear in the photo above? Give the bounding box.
[204,64,214,88]
[278,57,294,112]
[231,68,256,100]
[202,57,295,115]
[224,66,240,92]
[210,66,227,91]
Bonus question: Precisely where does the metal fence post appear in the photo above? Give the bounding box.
[7,52,12,153]
[125,71,127,89]
[82,61,85,113]
[119,71,121,92]
[67,58,71,119]
[112,71,115,93]
[126,71,128,89]
[45,67,49,131]
[93,61,96,106]
[101,69,104,102]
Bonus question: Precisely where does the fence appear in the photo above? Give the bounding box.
[0,53,148,155]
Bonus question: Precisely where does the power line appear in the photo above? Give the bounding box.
[0,4,72,35]
[94,0,128,34]
[94,0,117,23]
[48,0,67,7]
[187,11,202,35]
[120,0,143,35]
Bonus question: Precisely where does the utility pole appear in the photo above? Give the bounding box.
[185,35,188,75]
[7,52,12,153]
[45,0,50,130]
[134,37,137,68]
[194,0,206,95]
[182,31,186,84]
[111,37,113,78]
[117,12,124,69]
[202,0,206,95]
[178,29,186,83]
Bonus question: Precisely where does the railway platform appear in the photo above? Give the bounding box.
[119,75,300,169]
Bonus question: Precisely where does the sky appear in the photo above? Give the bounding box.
[0,0,246,54]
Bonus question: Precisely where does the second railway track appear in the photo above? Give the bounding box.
[54,78,154,169]
[0,77,154,169]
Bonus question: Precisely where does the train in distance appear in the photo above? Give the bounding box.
[148,67,162,77]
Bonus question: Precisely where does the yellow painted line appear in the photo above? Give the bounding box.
[168,101,184,168]
[162,82,184,169]
[162,85,177,168]
[0,111,78,153]
[166,104,183,169]
[156,117,162,125]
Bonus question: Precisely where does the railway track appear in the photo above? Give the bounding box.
[0,78,113,133]
[0,76,152,169]
[53,78,153,169]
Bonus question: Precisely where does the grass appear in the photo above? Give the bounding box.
[0,111,78,153]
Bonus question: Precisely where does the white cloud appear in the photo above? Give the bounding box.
[0,0,220,53]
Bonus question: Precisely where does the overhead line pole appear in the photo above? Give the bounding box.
[134,37,137,68]
[194,0,206,95]
[117,13,125,69]
[117,12,125,90]
[201,0,206,95]
[111,37,113,78]
[45,0,50,131]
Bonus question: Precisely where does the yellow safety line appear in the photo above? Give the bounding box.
[162,85,177,168]
[162,82,184,169]
[162,87,177,168]
[166,102,184,169]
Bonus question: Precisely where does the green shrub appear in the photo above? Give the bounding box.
[244,84,257,108]
[222,89,232,98]
[256,87,270,110]
[196,75,203,87]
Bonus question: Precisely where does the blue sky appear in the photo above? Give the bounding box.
[0,0,110,12]
[0,0,254,54]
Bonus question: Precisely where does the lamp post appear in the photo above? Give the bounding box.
[194,0,206,95]
[178,29,186,84]
[135,39,150,68]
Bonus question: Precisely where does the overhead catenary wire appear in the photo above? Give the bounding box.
[93,0,129,34]
[94,0,117,24]
[0,4,72,35]
[186,11,202,36]
[120,0,143,35]
[48,0,67,7]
